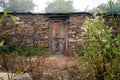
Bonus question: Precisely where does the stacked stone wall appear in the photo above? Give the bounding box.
[1,13,117,50]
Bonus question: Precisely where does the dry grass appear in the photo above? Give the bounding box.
[0,55,86,80]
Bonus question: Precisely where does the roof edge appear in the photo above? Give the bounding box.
[0,12,120,16]
[0,12,92,15]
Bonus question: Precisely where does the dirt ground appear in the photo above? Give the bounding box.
[0,55,82,80]
[30,55,79,80]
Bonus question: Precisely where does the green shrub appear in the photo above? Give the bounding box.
[80,15,120,80]
[0,45,12,53]
[14,43,54,56]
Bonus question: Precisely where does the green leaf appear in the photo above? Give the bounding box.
[0,41,4,46]
[13,70,22,77]
[3,11,8,17]
[0,12,7,24]
[10,16,20,23]
[47,75,53,80]
[117,34,120,44]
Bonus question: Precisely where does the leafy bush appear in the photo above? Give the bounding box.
[15,45,40,56]
[79,15,120,80]
[14,43,54,56]
[0,45,12,53]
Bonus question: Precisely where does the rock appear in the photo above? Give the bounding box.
[13,73,32,80]
[0,72,12,80]
[0,72,32,80]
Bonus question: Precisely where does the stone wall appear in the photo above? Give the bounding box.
[68,14,89,48]
[1,12,119,52]
[0,14,50,48]
[0,13,93,51]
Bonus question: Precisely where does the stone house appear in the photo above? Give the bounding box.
[0,12,118,54]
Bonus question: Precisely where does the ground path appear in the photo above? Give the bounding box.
[0,55,80,80]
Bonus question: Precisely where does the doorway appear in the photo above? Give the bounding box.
[50,19,67,54]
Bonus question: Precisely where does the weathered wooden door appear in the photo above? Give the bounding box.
[51,20,67,54]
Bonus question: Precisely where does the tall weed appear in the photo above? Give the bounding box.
[80,14,120,80]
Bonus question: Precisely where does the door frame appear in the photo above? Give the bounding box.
[49,17,68,54]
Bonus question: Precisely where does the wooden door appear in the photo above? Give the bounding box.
[52,20,66,54]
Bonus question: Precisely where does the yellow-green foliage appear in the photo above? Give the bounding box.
[80,15,120,80]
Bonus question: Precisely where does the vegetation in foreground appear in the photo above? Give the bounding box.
[77,1,120,79]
